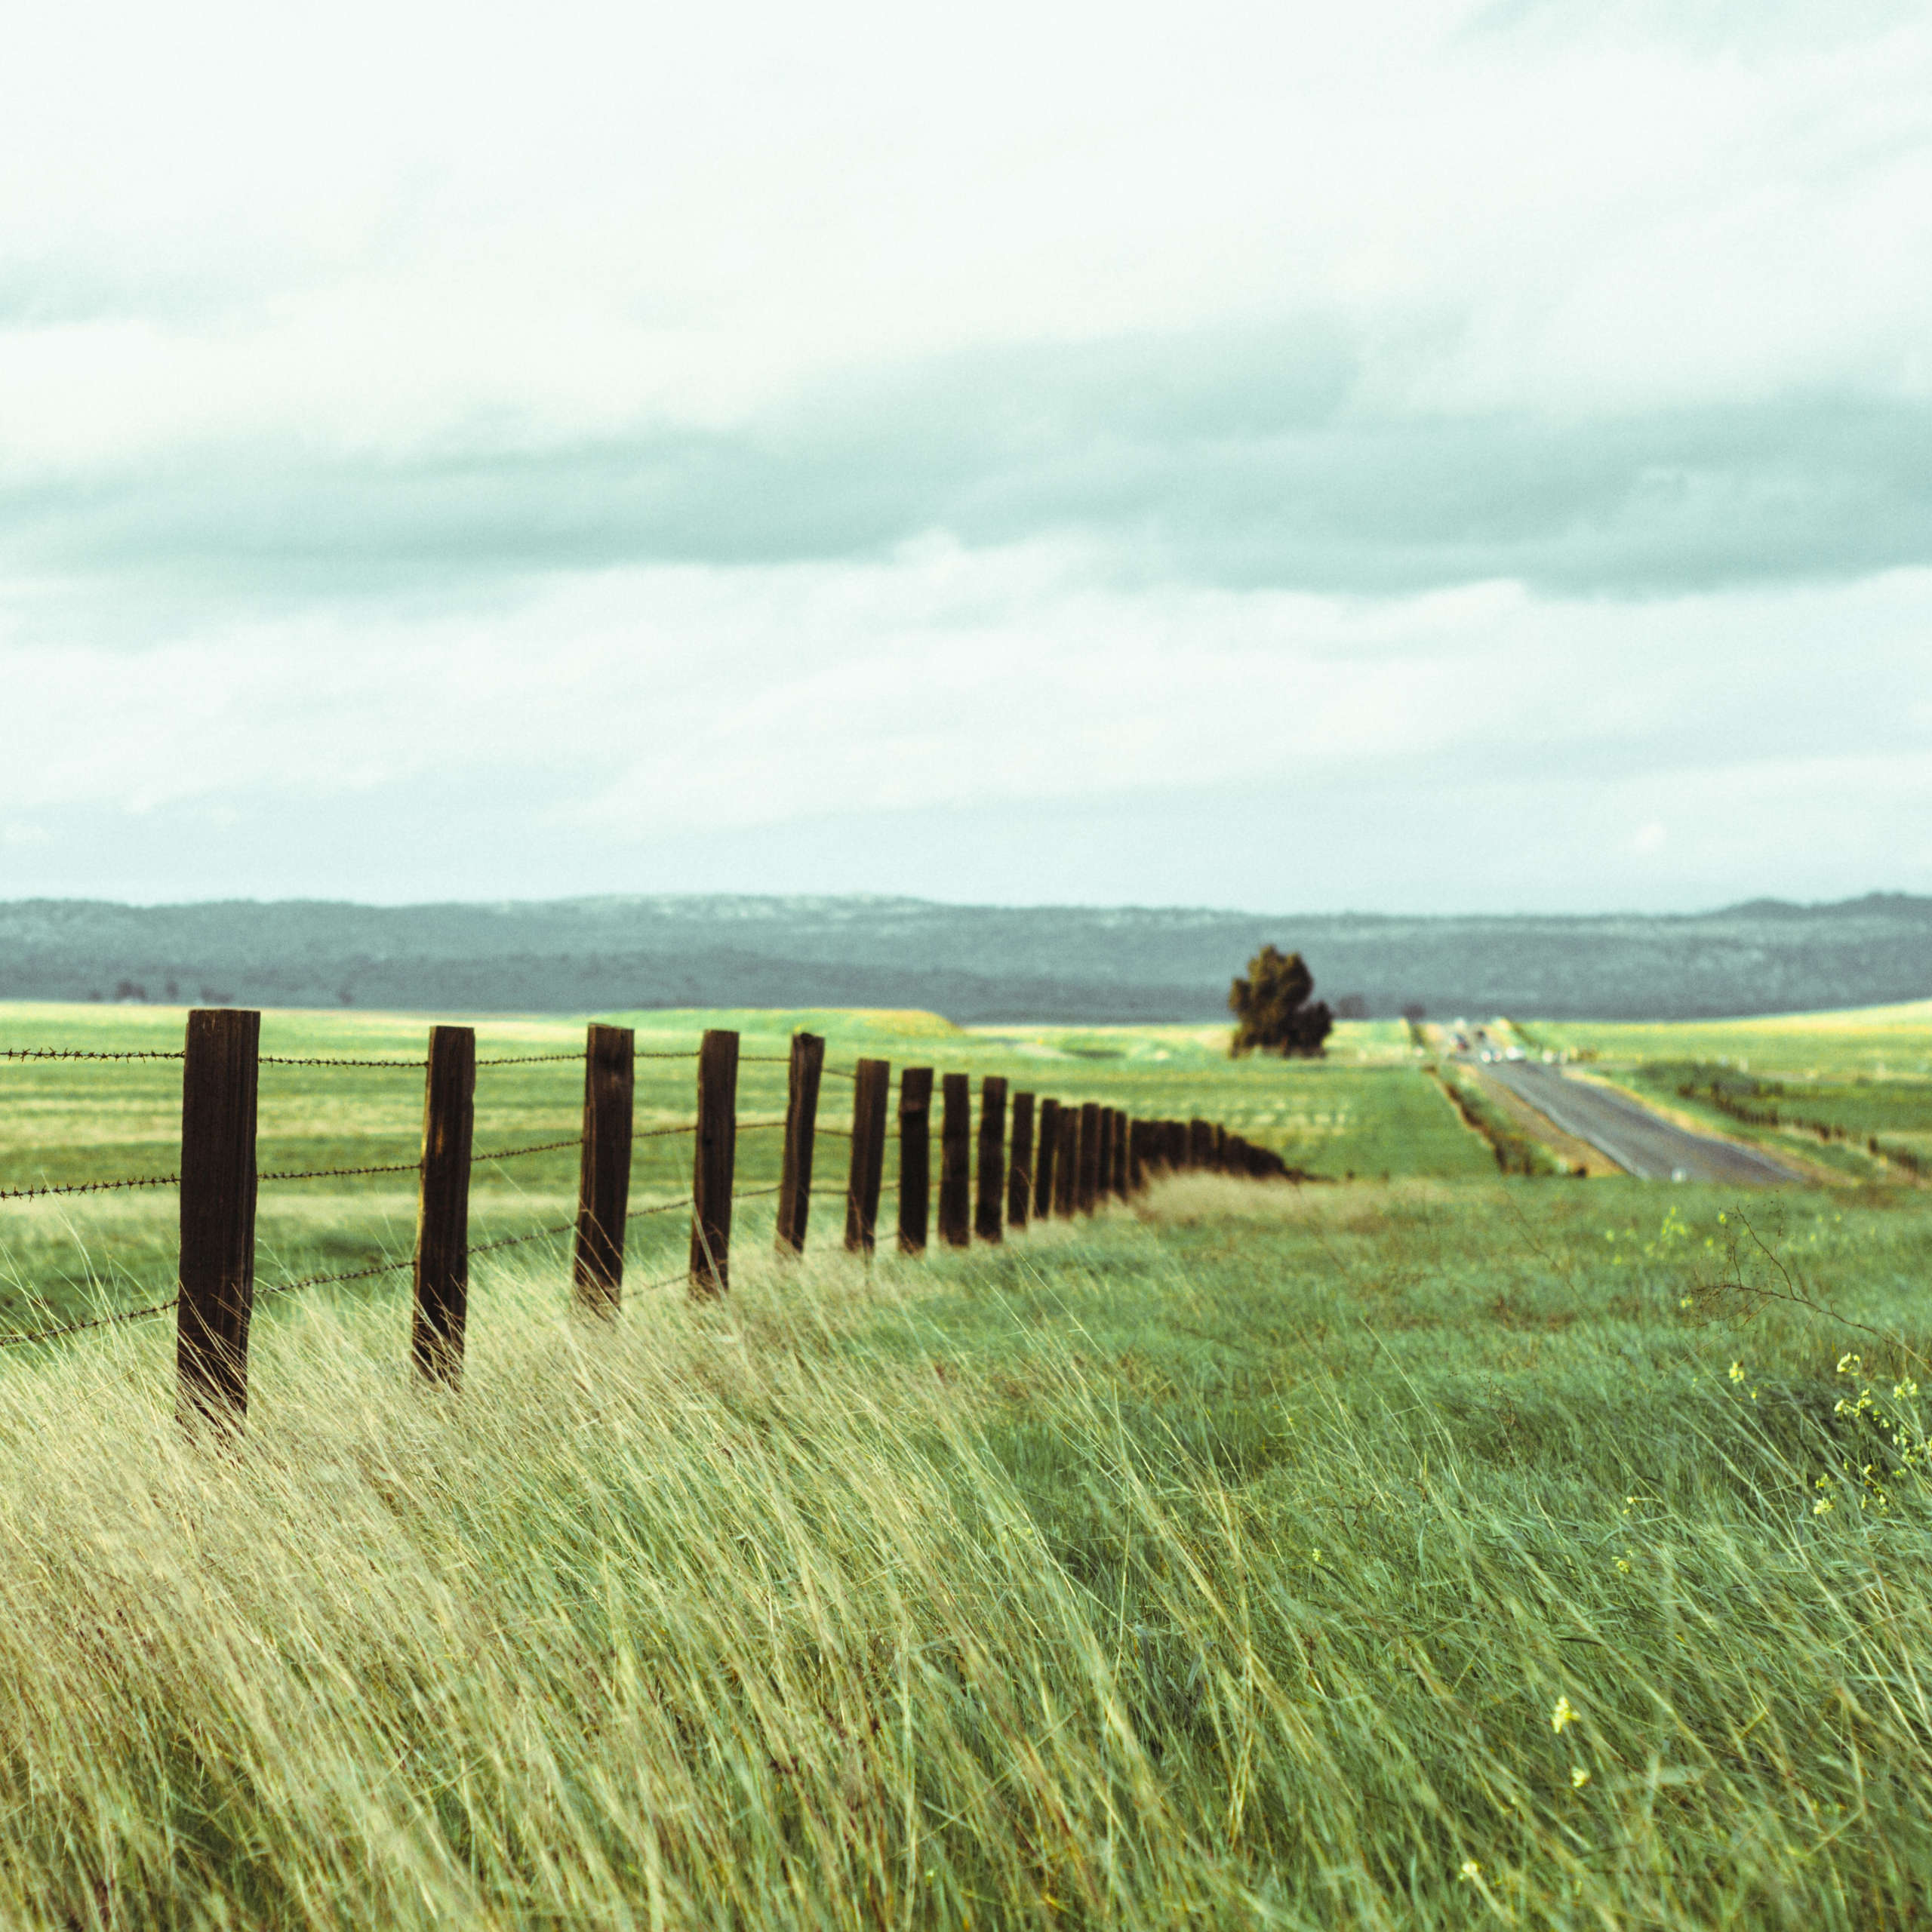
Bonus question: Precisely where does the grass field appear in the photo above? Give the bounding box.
[5,999,1932,1926]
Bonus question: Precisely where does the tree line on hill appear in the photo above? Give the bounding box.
[0,893,1926,1021]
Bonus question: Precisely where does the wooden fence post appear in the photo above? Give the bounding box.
[572,1023,634,1314]
[1035,1097,1060,1220]
[177,1008,260,1432]
[1055,1107,1079,1217]
[689,1029,739,1295]
[1007,1091,1035,1229]
[897,1066,934,1254]
[1094,1109,1113,1207]
[974,1076,1007,1243]
[411,1025,477,1382]
[1127,1118,1146,1192]
[844,1058,891,1254]
[1111,1111,1130,1198]
[1077,1102,1102,1214]
[938,1073,971,1246]
[1189,1118,1214,1171]
[1214,1124,1229,1172]
[775,1030,824,1257]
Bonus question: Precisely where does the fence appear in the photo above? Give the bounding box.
[2,1011,1291,1430]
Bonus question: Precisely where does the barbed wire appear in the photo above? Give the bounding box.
[0,1173,180,1202]
[0,1294,180,1347]
[260,1054,426,1069]
[637,1051,700,1060]
[1,1048,184,1063]
[264,1254,414,1297]
[631,1192,693,1217]
[258,1158,420,1183]
[466,1221,575,1259]
[636,1121,698,1140]
[475,1053,584,1066]
[472,1137,580,1165]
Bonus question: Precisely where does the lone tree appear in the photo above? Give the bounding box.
[1229,945,1334,1058]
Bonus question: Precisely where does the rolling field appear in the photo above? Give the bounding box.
[4,999,1932,1926]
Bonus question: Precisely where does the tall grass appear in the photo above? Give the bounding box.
[4,1179,1930,1927]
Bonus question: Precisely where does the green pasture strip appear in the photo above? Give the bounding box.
[1543,998,1932,1081]
[4,1177,1931,1924]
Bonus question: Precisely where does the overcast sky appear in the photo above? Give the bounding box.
[3,0,1928,913]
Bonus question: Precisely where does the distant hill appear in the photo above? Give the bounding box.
[0,892,1927,1023]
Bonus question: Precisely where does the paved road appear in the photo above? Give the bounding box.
[1474,1059,1799,1185]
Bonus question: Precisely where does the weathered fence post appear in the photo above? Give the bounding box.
[1111,1110,1129,1199]
[572,1023,634,1314]
[974,1076,1007,1243]
[1077,1102,1102,1214]
[939,1073,971,1246]
[1190,1118,1214,1171]
[1055,1106,1079,1217]
[689,1029,739,1295]
[1008,1091,1035,1229]
[775,1030,824,1257]
[177,1008,260,1432]
[1127,1118,1146,1192]
[1214,1124,1229,1172]
[1094,1109,1113,1207]
[411,1025,477,1382]
[1035,1097,1060,1220]
[844,1058,891,1254]
[898,1066,934,1254]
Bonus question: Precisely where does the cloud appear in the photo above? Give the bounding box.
[5,342,1931,613]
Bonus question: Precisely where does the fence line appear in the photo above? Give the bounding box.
[0,1011,1287,1423]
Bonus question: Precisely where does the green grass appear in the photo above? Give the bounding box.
[4,1173,1932,1926]
[8,999,1932,1924]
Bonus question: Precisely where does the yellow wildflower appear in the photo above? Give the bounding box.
[1571,1767,1590,1789]
[1552,1696,1576,1733]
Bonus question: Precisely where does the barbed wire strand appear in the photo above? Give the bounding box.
[0,1173,180,1202]
[471,1137,580,1165]
[634,1194,694,1217]
[259,1158,420,1183]
[1,1048,184,1063]
[0,1294,180,1348]
[260,1055,427,1069]
[466,1221,576,1259]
